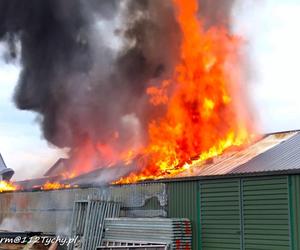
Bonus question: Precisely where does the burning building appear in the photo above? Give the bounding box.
[0,0,255,182]
[1,130,300,249]
[0,0,297,249]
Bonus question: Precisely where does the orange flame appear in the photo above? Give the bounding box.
[41,181,75,190]
[116,0,255,183]
[0,1,254,189]
[54,0,256,185]
[66,137,137,179]
[0,181,18,192]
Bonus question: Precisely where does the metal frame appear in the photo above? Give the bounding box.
[68,199,121,250]
[97,240,168,250]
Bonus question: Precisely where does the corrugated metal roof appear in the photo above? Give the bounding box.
[175,131,299,178]
[39,130,300,184]
[230,131,300,174]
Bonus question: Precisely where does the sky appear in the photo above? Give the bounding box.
[0,43,65,180]
[0,0,300,180]
[233,0,300,133]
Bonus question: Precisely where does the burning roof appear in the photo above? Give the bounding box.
[1,130,300,193]
[42,130,300,184]
[0,0,257,189]
[231,131,300,175]
[175,131,298,178]
[32,131,300,183]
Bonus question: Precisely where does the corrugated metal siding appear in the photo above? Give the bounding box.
[167,181,199,250]
[0,188,100,233]
[0,183,167,233]
[200,179,241,250]
[242,177,290,250]
[289,175,300,250]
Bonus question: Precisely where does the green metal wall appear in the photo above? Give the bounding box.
[167,181,200,250]
[242,177,290,250]
[199,179,241,250]
[167,175,296,250]
[289,175,300,250]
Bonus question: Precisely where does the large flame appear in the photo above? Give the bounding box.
[0,1,256,192]
[116,0,255,183]
[46,0,255,185]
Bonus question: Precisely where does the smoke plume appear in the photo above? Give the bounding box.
[200,0,236,27]
[0,0,238,172]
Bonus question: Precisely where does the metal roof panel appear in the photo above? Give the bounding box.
[230,132,300,174]
[175,131,298,178]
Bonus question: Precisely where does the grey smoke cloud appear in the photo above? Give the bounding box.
[0,0,181,164]
[0,0,239,174]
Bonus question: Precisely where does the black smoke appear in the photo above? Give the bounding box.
[0,0,237,167]
[0,0,94,147]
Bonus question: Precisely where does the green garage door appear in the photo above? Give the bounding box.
[199,177,291,250]
[200,180,241,250]
[242,177,290,250]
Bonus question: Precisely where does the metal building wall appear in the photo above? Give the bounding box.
[289,175,300,250]
[0,183,167,234]
[199,179,241,250]
[1,175,299,249]
[167,181,200,250]
[242,177,290,250]
[167,175,294,250]
[0,188,99,233]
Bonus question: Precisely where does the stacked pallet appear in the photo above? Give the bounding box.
[102,218,192,250]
